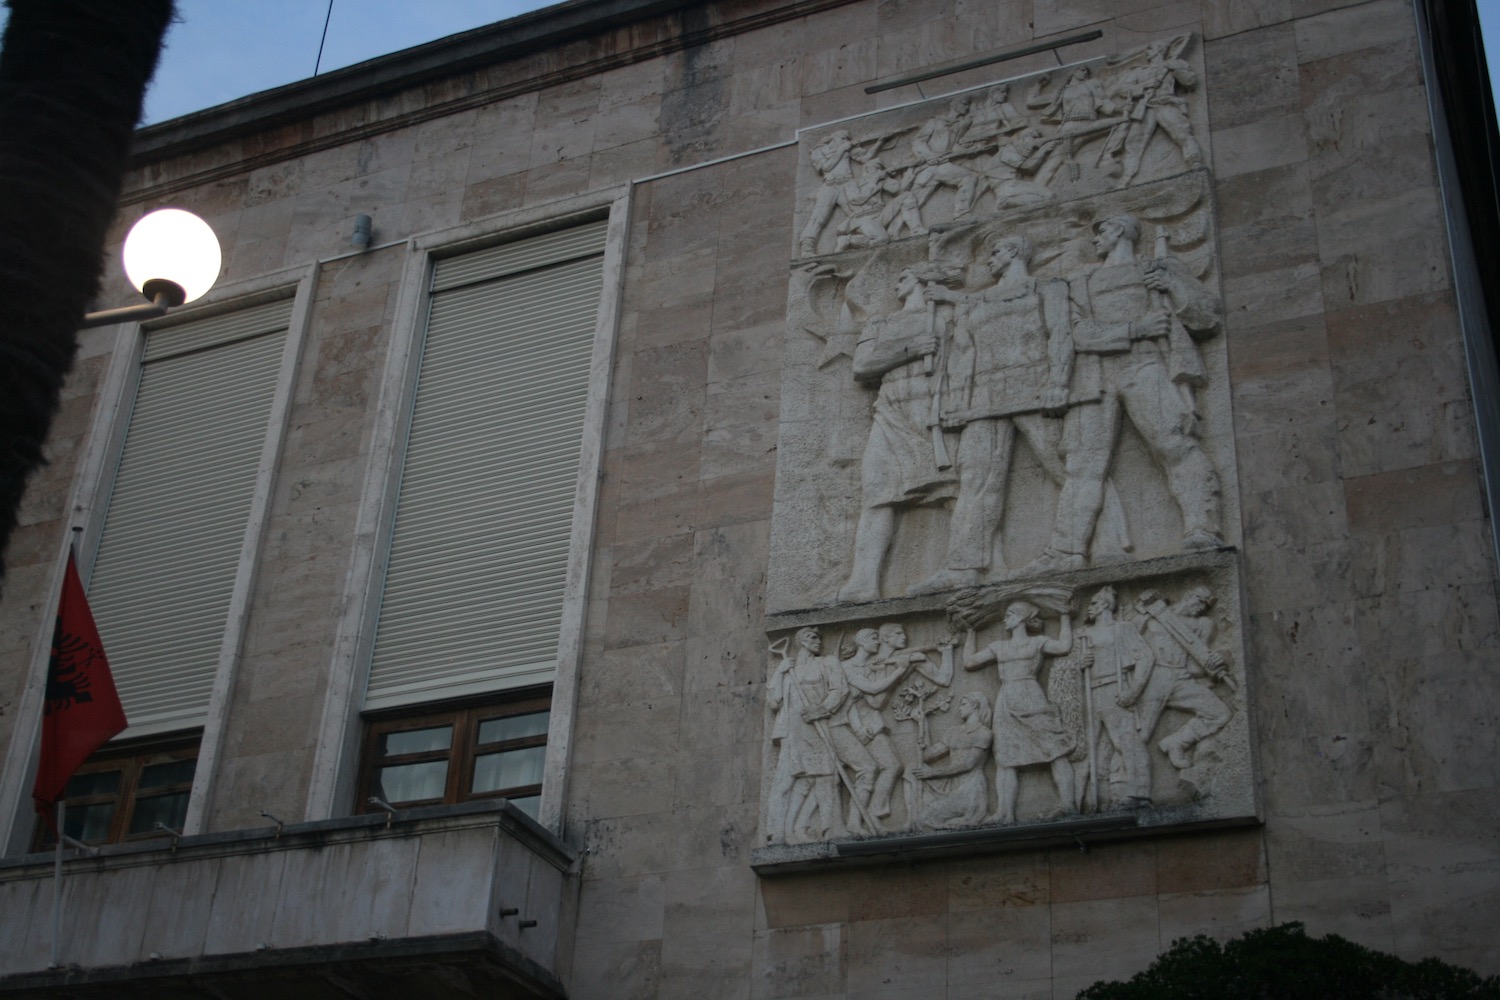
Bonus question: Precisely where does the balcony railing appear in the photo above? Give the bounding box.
[0,800,577,999]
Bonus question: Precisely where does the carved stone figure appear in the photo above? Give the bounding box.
[833,157,916,252]
[977,127,1060,209]
[765,637,798,840]
[910,691,993,829]
[1133,586,1232,768]
[800,129,858,256]
[838,263,962,603]
[842,623,953,823]
[770,627,861,840]
[914,234,1071,592]
[963,84,1027,145]
[910,95,982,221]
[1029,66,1120,177]
[962,601,1076,823]
[1106,38,1204,186]
[1075,585,1154,807]
[1029,213,1223,572]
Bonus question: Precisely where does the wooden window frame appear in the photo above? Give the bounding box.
[356,687,551,814]
[31,734,199,850]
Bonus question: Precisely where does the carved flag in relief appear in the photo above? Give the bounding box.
[31,551,126,813]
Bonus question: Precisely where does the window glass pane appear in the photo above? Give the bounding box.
[377,760,448,803]
[472,746,546,794]
[380,725,452,757]
[509,795,540,820]
[63,802,116,843]
[478,711,550,745]
[139,758,196,791]
[66,770,122,799]
[127,791,190,837]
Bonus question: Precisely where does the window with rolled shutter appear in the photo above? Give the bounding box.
[87,299,293,736]
[364,220,607,711]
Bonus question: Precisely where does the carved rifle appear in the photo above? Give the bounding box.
[925,289,953,470]
[1152,227,1206,410]
[1135,596,1235,690]
[1077,634,1100,814]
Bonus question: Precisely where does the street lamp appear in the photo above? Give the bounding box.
[80,208,222,328]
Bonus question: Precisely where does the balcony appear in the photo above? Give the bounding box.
[0,800,577,998]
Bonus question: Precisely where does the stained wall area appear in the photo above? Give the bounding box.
[0,0,1495,997]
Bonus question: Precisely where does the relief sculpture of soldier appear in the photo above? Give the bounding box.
[837,263,963,603]
[909,95,982,223]
[1105,38,1205,187]
[799,129,864,256]
[1075,585,1154,807]
[913,234,1071,593]
[1133,586,1233,770]
[1029,214,1224,573]
[911,233,1129,594]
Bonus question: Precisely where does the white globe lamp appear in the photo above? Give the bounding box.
[122,208,222,307]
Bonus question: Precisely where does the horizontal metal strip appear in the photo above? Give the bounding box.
[141,336,285,377]
[129,371,283,416]
[89,528,251,564]
[431,223,606,291]
[364,665,557,713]
[422,311,601,349]
[396,462,583,500]
[371,636,563,669]
[372,602,564,635]
[382,546,572,584]
[375,571,568,610]
[100,474,260,511]
[428,277,604,325]
[93,597,237,631]
[405,375,594,418]
[143,300,293,361]
[371,634,560,672]
[105,625,229,656]
[140,344,285,384]
[402,416,591,458]
[383,531,573,568]
[419,319,599,360]
[371,593,566,630]
[411,359,595,402]
[425,302,601,346]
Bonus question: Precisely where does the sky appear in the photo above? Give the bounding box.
[0,1,1496,124]
[0,1,555,125]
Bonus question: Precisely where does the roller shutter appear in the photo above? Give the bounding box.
[365,221,607,710]
[88,299,292,734]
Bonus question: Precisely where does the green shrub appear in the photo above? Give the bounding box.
[1076,923,1500,999]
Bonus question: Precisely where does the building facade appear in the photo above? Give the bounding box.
[0,0,1497,996]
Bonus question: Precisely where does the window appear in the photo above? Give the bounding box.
[364,220,607,710]
[86,299,292,736]
[357,689,550,820]
[33,737,198,849]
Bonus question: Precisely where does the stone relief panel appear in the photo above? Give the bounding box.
[760,37,1258,861]
[794,35,1208,260]
[760,556,1256,848]
[773,171,1237,607]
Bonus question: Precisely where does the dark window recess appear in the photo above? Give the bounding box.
[358,688,550,820]
[33,736,199,850]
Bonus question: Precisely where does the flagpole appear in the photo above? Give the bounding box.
[49,800,63,969]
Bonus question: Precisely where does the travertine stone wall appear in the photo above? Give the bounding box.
[0,0,1495,996]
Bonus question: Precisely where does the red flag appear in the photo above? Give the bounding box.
[31,551,127,813]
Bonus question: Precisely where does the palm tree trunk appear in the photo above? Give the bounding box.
[0,0,174,581]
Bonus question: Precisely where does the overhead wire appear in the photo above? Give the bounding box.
[314,0,335,75]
